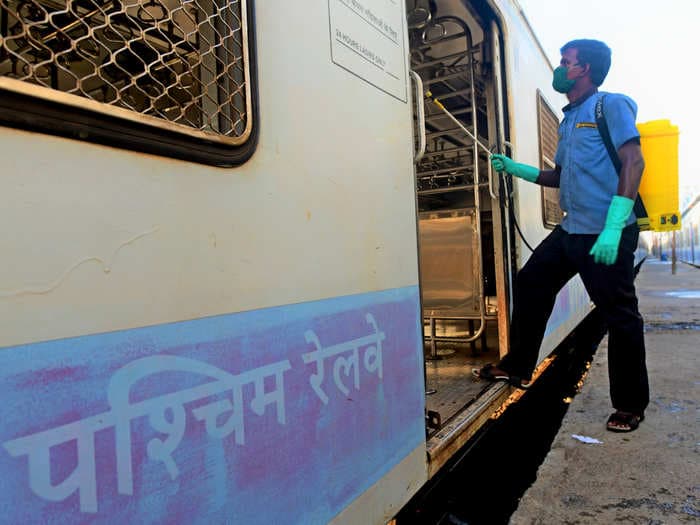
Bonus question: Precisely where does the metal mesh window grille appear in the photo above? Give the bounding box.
[0,0,252,145]
[537,93,563,227]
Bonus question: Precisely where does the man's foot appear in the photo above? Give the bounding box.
[472,364,531,390]
[606,411,644,432]
[472,363,509,380]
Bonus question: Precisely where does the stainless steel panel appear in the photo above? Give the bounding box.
[418,209,480,318]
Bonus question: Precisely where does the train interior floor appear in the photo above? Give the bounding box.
[423,318,500,432]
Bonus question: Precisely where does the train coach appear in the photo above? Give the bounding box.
[0,0,596,523]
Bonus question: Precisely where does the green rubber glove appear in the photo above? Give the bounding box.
[589,195,635,265]
[490,154,540,183]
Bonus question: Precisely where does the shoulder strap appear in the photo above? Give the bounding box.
[595,95,649,228]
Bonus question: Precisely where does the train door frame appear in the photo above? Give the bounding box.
[410,4,513,354]
[407,0,517,471]
[486,16,513,359]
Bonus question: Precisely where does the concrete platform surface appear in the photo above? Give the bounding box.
[511,258,700,524]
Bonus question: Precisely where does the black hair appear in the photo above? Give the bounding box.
[561,39,612,86]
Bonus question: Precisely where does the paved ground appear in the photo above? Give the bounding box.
[511,258,700,524]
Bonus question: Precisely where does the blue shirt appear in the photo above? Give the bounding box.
[554,91,640,234]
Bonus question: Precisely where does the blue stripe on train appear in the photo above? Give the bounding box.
[0,286,425,524]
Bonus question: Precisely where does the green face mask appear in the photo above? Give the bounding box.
[552,66,576,93]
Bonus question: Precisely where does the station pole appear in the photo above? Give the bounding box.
[672,230,677,275]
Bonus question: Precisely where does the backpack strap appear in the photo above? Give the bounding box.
[595,95,649,230]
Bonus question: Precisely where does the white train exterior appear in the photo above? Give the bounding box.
[0,1,594,523]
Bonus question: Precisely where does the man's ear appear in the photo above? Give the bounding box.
[579,63,591,77]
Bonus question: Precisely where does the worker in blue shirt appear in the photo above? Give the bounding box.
[474,39,648,432]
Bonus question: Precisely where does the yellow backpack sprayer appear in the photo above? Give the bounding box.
[596,96,680,232]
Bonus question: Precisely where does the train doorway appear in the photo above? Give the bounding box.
[407,0,513,447]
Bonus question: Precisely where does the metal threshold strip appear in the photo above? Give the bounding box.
[426,382,511,478]
[426,355,559,478]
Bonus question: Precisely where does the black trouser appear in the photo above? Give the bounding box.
[499,225,649,414]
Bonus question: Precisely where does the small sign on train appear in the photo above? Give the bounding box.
[328,0,408,102]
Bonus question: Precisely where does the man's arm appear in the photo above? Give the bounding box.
[536,165,561,188]
[616,139,645,198]
[589,139,645,265]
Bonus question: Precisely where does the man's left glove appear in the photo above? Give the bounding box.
[589,195,635,265]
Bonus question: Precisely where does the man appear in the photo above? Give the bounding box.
[474,39,648,432]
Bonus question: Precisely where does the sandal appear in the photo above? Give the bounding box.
[472,363,508,381]
[472,364,531,390]
[606,411,645,432]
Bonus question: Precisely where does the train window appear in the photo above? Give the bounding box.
[0,0,257,166]
[536,92,563,228]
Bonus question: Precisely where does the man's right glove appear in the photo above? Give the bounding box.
[589,195,635,265]
[490,154,540,183]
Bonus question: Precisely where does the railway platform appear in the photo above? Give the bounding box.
[511,257,700,524]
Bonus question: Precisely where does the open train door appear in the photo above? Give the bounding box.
[406,0,515,475]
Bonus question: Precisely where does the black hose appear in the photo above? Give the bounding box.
[500,171,536,253]
[511,207,536,253]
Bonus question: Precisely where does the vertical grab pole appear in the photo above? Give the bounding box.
[672,230,677,275]
[410,70,427,163]
[466,28,487,345]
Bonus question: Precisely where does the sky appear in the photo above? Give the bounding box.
[517,0,698,208]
